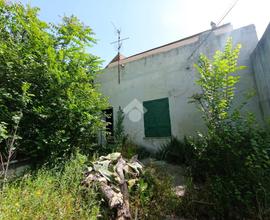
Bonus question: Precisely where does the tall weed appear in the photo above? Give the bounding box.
[0,153,100,220]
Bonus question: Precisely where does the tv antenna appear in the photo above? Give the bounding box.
[110,22,129,84]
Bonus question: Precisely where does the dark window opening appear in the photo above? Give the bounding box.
[104,107,114,137]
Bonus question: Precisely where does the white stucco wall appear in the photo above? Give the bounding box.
[251,23,270,121]
[97,24,262,151]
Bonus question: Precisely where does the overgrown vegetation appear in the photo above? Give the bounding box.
[0,2,180,220]
[155,136,194,165]
[130,165,181,219]
[190,38,270,219]
[1,1,269,219]
[0,1,108,162]
[114,107,127,149]
[109,107,150,160]
[152,39,270,219]
[0,152,180,219]
[187,121,270,219]
[0,82,32,182]
[0,153,100,219]
[159,38,270,219]
[191,38,245,130]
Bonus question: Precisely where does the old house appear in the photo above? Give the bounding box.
[97,23,265,151]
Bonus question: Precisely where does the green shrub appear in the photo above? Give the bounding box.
[188,120,270,219]
[129,165,180,219]
[120,139,152,160]
[120,140,139,159]
[136,146,152,160]
[107,106,152,160]
[0,153,100,219]
[0,1,108,162]
[190,37,245,130]
[186,38,270,219]
[114,107,128,150]
[155,136,194,165]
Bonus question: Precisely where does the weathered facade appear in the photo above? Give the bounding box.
[97,23,264,151]
[251,23,270,121]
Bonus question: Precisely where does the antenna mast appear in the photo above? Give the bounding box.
[111,23,129,84]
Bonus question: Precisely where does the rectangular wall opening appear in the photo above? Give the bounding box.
[104,107,114,139]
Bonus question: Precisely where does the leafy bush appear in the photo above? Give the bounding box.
[129,165,180,219]
[185,38,270,219]
[185,120,270,219]
[155,136,194,165]
[190,37,245,130]
[120,140,139,159]
[106,108,152,159]
[136,146,152,160]
[0,1,108,162]
[0,153,100,219]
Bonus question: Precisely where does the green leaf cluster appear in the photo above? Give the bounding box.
[192,38,245,129]
[187,38,270,219]
[114,107,128,152]
[0,1,108,161]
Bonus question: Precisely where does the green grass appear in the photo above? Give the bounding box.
[0,153,100,220]
[0,152,183,219]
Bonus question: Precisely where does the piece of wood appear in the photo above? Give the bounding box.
[100,181,123,208]
[82,173,123,209]
[116,157,131,220]
[82,154,138,220]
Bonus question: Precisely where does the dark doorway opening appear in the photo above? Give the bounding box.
[104,107,114,138]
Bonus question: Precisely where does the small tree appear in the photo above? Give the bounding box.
[188,38,270,219]
[191,38,245,130]
[0,82,32,183]
[114,107,127,150]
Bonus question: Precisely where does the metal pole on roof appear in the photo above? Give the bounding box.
[110,23,129,84]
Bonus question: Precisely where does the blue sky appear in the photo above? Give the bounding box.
[19,0,270,66]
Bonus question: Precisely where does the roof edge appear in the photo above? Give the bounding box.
[106,23,232,68]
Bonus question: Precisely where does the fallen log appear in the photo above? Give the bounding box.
[116,157,131,219]
[82,153,143,220]
[82,173,123,209]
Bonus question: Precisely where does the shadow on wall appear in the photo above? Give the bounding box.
[251,22,270,122]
